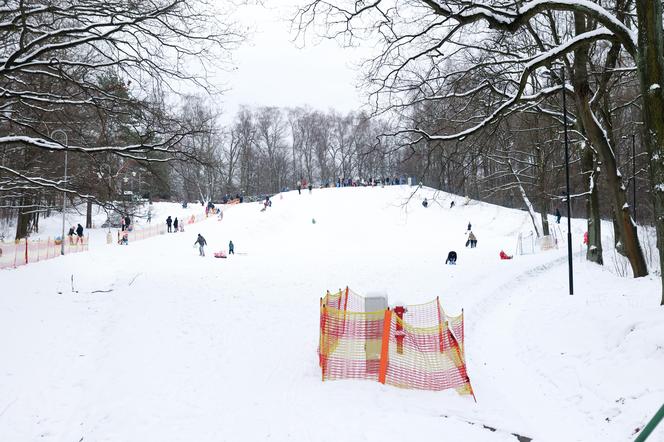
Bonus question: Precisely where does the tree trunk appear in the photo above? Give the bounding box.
[15,197,30,240]
[86,200,93,229]
[581,145,603,264]
[636,0,664,303]
[573,12,648,277]
[539,203,550,236]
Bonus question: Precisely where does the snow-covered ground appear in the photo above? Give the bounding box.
[0,186,662,441]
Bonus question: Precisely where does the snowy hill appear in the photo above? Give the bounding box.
[0,185,662,441]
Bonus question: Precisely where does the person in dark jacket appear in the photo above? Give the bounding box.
[124,216,131,230]
[467,222,472,231]
[308,183,313,193]
[555,207,561,224]
[194,234,207,256]
[445,251,457,265]
[68,226,76,244]
[422,198,428,208]
[228,240,234,255]
[75,224,84,244]
[173,217,179,232]
[166,216,172,233]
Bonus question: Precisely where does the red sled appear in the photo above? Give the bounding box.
[214,251,227,259]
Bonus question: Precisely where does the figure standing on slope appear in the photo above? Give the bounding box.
[228,240,234,255]
[297,180,302,195]
[76,224,84,244]
[467,222,472,231]
[173,217,179,232]
[422,198,428,208]
[445,251,457,265]
[195,233,207,257]
[166,216,172,233]
[555,207,561,224]
[450,201,455,208]
[68,226,76,244]
[467,231,477,248]
[308,182,313,193]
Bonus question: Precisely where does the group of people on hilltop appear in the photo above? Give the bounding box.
[67,224,85,244]
[335,177,403,187]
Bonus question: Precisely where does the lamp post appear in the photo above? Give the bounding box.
[51,129,68,255]
[632,133,636,223]
[560,68,574,295]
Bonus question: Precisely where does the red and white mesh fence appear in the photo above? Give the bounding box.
[319,288,474,397]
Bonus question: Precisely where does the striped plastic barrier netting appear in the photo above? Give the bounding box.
[0,237,89,269]
[319,288,475,397]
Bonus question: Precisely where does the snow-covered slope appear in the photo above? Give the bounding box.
[0,185,662,442]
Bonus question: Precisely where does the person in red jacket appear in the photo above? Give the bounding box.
[500,250,513,260]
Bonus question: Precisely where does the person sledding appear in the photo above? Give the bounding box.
[445,251,457,265]
[194,233,207,257]
[499,250,513,260]
[422,198,428,208]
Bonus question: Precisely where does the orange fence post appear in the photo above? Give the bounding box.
[378,309,392,385]
[437,296,445,353]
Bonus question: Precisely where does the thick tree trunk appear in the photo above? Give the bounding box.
[581,145,603,264]
[635,0,664,303]
[86,200,93,229]
[15,198,30,240]
[573,13,648,277]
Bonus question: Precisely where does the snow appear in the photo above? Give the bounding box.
[650,84,661,93]
[0,186,662,441]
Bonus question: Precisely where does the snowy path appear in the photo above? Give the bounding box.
[0,186,662,442]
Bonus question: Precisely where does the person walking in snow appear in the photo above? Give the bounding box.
[194,233,207,257]
[121,216,126,231]
[468,231,477,248]
[228,240,234,255]
[76,224,84,244]
[308,182,313,193]
[467,222,472,231]
[166,216,172,233]
[555,207,561,224]
[173,217,179,232]
[124,216,131,231]
[68,226,76,244]
[450,201,455,208]
[297,179,302,195]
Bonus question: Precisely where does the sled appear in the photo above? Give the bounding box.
[214,252,227,259]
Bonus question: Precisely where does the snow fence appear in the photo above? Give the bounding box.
[319,288,475,397]
[0,237,88,269]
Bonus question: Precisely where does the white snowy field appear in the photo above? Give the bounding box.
[0,186,662,442]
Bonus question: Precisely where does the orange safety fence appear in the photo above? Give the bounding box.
[0,236,89,270]
[319,288,475,398]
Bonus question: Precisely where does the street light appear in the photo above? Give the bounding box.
[560,68,574,295]
[632,133,637,223]
[50,129,68,255]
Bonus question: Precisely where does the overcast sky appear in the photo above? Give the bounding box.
[211,2,369,120]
